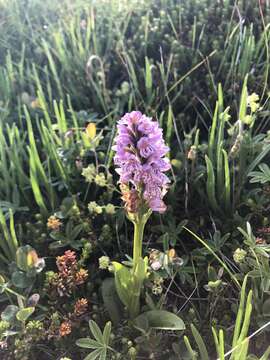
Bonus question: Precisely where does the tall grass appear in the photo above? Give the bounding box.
[0,0,269,228]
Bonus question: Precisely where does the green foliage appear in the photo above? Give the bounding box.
[16,308,35,323]
[101,278,123,325]
[237,223,270,328]
[113,257,148,320]
[0,0,269,127]
[0,0,270,358]
[204,78,246,215]
[1,305,19,323]
[134,310,185,331]
[183,277,270,360]
[76,320,114,360]
[249,163,270,184]
[0,209,19,266]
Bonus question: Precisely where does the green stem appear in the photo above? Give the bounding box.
[5,287,26,300]
[129,215,147,319]
[133,218,146,271]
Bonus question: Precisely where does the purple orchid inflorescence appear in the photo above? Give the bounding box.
[113,111,170,213]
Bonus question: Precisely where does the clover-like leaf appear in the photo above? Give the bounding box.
[1,305,19,322]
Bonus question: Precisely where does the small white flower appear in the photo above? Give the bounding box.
[82,165,96,183]
[105,204,115,215]
[99,256,110,270]
[151,260,162,271]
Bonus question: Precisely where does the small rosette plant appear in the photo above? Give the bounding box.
[110,111,184,330]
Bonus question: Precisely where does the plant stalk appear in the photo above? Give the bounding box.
[132,217,146,271]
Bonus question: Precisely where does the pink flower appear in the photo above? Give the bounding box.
[114,111,170,213]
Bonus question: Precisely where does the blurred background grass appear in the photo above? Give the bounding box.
[0,0,269,217]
